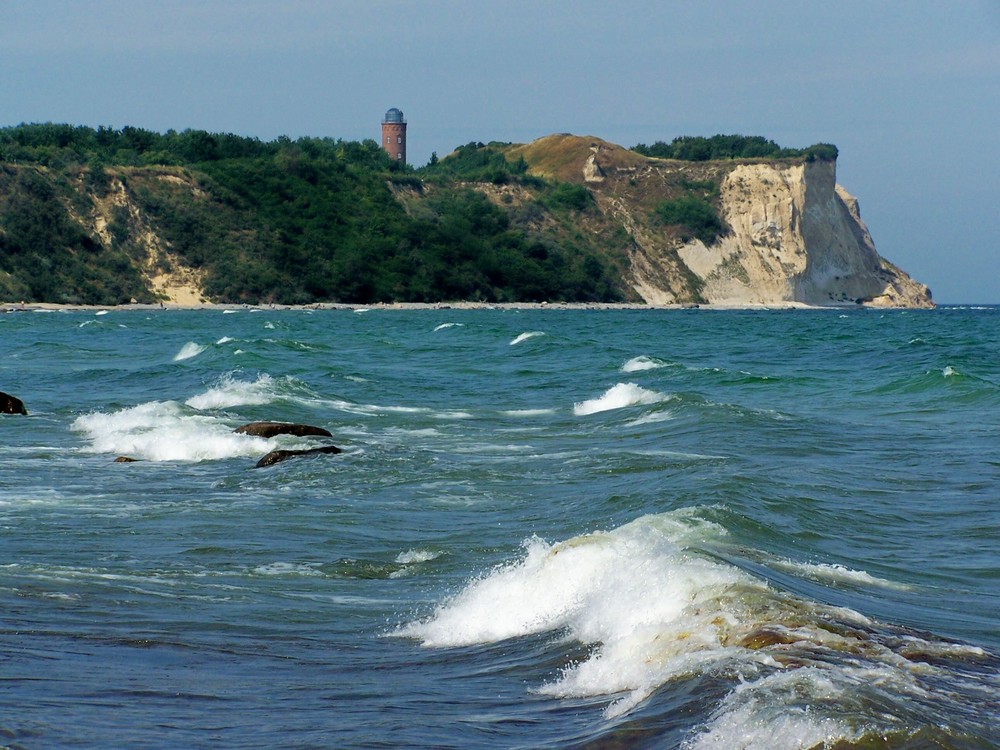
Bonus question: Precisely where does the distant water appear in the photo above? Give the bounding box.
[2,306,998,749]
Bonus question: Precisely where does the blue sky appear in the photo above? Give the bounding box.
[2,1,998,302]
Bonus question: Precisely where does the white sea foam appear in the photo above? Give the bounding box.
[399,512,752,716]
[399,510,947,730]
[943,365,958,377]
[185,373,283,410]
[433,322,463,332]
[322,398,471,420]
[173,342,207,361]
[396,549,442,565]
[510,331,545,346]
[502,408,558,417]
[222,309,238,314]
[72,401,269,461]
[621,355,671,372]
[773,559,912,590]
[95,310,109,316]
[683,668,858,749]
[216,336,235,344]
[252,562,322,577]
[626,410,676,426]
[573,382,671,416]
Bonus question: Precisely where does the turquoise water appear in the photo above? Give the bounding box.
[1,306,998,749]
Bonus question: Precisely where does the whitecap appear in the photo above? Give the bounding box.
[433,322,463,332]
[502,408,558,417]
[510,331,545,346]
[626,410,676,426]
[185,373,283,410]
[621,355,672,373]
[396,549,442,565]
[573,382,671,416]
[71,401,269,461]
[216,336,235,344]
[398,511,749,715]
[683,669,858,750]
[773,559,911,590]
[396,509,955,726]
[173,342,206,361]
[943,365,958,377]
[222,309,238,314]
[95,310,109,316]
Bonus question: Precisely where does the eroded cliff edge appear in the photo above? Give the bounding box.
[504,135,933,308]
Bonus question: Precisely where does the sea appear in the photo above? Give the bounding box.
[1,305,998,749]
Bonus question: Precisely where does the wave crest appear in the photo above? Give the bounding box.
[573,382,671,415]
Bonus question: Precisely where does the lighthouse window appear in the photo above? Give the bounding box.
[386,136,391,144]
[397,136,402,144]
[397,153,403,159]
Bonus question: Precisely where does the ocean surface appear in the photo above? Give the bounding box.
[1,305,998,749]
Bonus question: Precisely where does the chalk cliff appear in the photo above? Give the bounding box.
[505,135,932,308]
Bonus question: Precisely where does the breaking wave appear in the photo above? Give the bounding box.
[510,331,545,346]
[173,342,207,361]
[399,510,999,742]
[71,401,269,461]
[573,382,672,415]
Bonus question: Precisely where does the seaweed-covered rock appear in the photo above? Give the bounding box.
[234,421,333,438]
[255,445,342,468]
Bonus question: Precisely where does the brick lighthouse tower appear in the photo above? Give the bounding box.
[381,107,407,163]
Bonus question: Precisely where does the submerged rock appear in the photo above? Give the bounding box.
[234,421,333,438]
[113,456,139,463]
[0,391,27,415]
[255,445,342,468]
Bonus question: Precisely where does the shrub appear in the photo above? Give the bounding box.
[654,196,723,244]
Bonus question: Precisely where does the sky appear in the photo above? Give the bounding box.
[2,1,998,303]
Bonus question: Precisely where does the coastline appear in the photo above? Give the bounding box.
[2,300,879,313]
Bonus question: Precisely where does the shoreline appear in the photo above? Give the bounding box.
[2,300,902,313]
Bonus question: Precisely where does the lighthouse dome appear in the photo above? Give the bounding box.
[383,108,405,124]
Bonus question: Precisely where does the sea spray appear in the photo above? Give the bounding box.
[185,373,286,410]
[510,331,545,346]
[72,401,269,461]
[621,355,673,372]
[400,510,998,739]
[173,342,207,361]
[573,382,671,415]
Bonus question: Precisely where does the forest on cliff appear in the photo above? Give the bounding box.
[0,124,835,306]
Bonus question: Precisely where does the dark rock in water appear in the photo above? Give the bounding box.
[234,421,333,438]
[0,391,27,415]
[114,456,139,463]
[255,445,342,468]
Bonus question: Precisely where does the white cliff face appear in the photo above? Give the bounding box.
[676,161,932,307]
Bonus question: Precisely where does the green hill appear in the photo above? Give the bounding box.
[0,125,632,305]
[0,124,847,306]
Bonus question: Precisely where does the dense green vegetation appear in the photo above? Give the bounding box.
[632,135,838,162]
[653,195,724,245]
[0,124,624,304]
[0,165,151,303]
[419,141,535,186]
